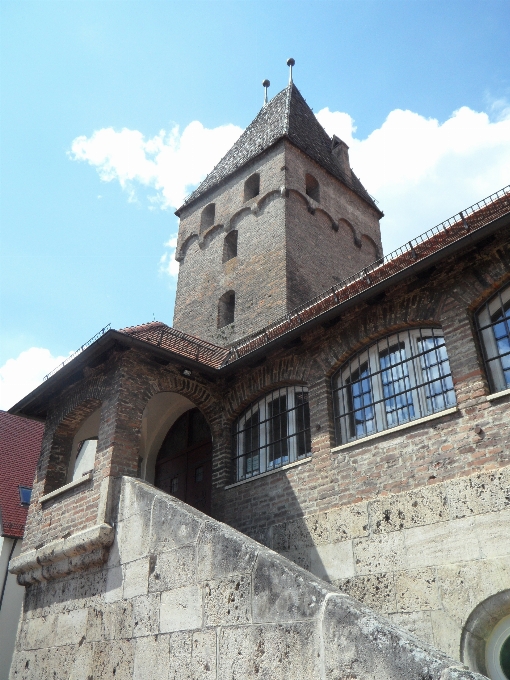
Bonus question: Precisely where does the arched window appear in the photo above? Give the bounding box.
[218,290,235,328]
[244,173,260,201]
[223,230,238,262]
[232,386,311,481]
[305,173,320,202]
[200,203,215,232]
[332,329,456,444]
[476,283,510,394]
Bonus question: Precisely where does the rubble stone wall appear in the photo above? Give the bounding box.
[10,478,486,680]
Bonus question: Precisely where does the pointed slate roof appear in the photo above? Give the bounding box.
[176,84,382,216]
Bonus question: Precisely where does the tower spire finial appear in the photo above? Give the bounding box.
[262,79,270,106]
[286,58,295,85]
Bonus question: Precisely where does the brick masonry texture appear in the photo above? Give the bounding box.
[9,478,485,680]
[173,139,382,345]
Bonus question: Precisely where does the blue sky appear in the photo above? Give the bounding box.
[1,0,510,408]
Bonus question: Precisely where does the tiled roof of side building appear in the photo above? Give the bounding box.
[176,84,381,216]
[119,321,230,369]
[0,411,44,538]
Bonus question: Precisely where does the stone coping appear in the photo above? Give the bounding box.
[39,471,94,503]
[331,406,459,452]
[486,386,510,402]
[225,455,312,489]
[9,522,114,582]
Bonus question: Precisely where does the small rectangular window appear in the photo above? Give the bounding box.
[19,486,32,506]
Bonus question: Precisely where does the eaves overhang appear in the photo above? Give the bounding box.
[9,187,510,420]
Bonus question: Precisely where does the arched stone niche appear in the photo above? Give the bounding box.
[461,589,510,677]
[139,392,195,484]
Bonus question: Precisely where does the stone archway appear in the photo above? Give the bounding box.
[154,407,212,514]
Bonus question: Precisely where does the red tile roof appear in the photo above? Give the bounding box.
[0,411,43,538]
[119,321,230,369]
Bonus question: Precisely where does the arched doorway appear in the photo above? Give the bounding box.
[154,408,212,513]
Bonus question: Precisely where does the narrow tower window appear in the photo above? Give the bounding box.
[244,173,260,201]
[200,203,216,233]
[305,174,320,202]
[218,291,235,328]
[223,231,238,262]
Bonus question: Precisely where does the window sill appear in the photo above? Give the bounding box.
[486,387,510,402]
[39,472,93,504]
[225,456,312,489]
[331,406,459,453]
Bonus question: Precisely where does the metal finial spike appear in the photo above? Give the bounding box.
[286,58,295,84]
[262,79,270,106]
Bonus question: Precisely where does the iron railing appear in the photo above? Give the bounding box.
[224,185,510,365]
[43,324,111,381]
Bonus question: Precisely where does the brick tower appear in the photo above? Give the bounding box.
[173,75,384,345]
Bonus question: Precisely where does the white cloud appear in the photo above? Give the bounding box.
[159,235,179,278]
[70,121,243,210]
[70,103,510,260]
[0,348,68,411]
[316,105,510,252]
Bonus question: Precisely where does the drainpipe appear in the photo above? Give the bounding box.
[0,538,18,610]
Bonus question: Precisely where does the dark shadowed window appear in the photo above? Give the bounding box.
[305,173,320,202]
[476,283,510,394]
[19,486,32,506]
[218,290,235,328]
[223,230,238,262]
[244,173,260,201]
[232,386,311,481]
[332,328,456,444]
[200,203,215,232]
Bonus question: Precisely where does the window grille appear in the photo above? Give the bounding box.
[476,283,510,393]
[232,386,311,482]
[332,328,456,444]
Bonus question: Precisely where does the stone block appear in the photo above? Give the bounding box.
[278,545,311,571]
[160,585,202,633]
[168,631,193,680]
[124,557,149,599]
[86,601,134,641]
[447,467,510,519]
[404,517,479,568]
[271,522,288,551]
[131,593,160,637]
[430,609,463,662]
[197,522,258,581]
[370,485,448,533]
[218,622,321,679]
[335,573,397,614]
[191,629,217,679]
[119,478,155,522]
[353,530,406,575]
[104,565,123,603]
[287,513,330,549]
[204,575,251,626]
[309,540,355,581]
[91,639,135,679]
[150,496,203,553]
[252,553,326,623]
[23,613,57,650]
[395,567,441,612]
[133,633,171,680]
[388,610,434,645]
[327,502,369,542]
[117,511,150,564]
[148,545,196,593]
[474,508,510,559]
[55,608,88,646]
[437,558,510,627]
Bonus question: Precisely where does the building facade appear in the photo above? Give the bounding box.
[7,78,510,679]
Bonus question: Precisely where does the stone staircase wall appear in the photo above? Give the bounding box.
[10,477,486,679]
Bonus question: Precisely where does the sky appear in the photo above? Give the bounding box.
[1,0,510,410]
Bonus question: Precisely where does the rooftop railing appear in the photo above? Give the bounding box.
[224,185,510,365]
[43,324,111,381]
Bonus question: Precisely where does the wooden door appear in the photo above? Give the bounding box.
[154,408,212,514]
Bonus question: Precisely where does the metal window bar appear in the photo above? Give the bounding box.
[475,285,510,393]
[332,329,456,445]
[232,386,311,482]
